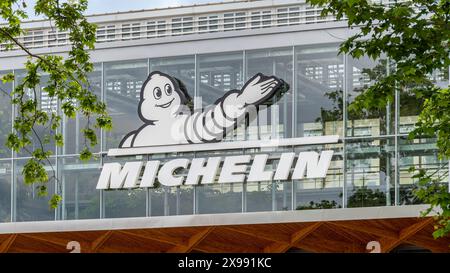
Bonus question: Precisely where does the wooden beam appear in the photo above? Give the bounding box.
[405,237,450,253]
[21,234,67,248]
[264,222,322,253]
[326,223,371,252]
[91,231,113,253]
[222,226,289,244]
[381,218,434,253]
[118,230,179,246]
[166,227,214,253]
[328,223,369,243]
[331,221,398,239]
[0,234,17,253]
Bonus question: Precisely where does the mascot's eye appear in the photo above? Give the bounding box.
[153,87,162,100]
[164,84,172,96]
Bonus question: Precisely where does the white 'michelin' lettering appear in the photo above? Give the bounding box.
[158,158,190,186]
[291,151,334,179]
[273,152,296,180]
[97,151,334,189]
[218,155,252,183]
[139,160,161,188]
[185,157,221,185]
[247,154,273,182]
[96,162,144,190]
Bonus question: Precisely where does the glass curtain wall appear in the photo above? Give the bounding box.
[149,56,195,216]
[0,44,447,222]
[196,52,244,214]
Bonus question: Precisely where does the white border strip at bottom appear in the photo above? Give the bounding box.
[0,205,432,234]
[108,135,340,156]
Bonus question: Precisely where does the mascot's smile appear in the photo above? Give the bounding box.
[156,98,175,108]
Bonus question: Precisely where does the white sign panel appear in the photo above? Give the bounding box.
[97,72,339,190]
[97,151,335,190]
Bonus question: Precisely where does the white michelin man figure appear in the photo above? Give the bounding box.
[119,71,288,148]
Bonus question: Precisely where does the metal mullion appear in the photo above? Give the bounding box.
[393,59,400,206]
[99,62,105,219]
[146,58,151,218]
[342,53,348,208]
[291,47,297,210]
[242,50,247,213]
[10,69,16,222]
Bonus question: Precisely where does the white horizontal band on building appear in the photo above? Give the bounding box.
[107,135,340,156]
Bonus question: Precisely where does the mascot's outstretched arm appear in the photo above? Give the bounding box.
[183,73,286,143]
[118,72,286,148]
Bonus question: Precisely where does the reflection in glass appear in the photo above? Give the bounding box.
[64,64,102,155]
[346,57,393,136]
[197,183,243,214]
[1,45,447,220]
[103,156,146,218]
[104,60,148,150]
[0,160,11,222]
[197,52,244,141]
[346,138,394,207]
[0,71,12,158]
[61,156,101,219]
[246,181,292,212]
[104,188,146,218]
[15,158,56,222]
[295,45,344,137]
[398,137,446,205]
[14,71,56,156]
[295,144,343,210]
[150,185,194,216]
[399,68,449,134]
[246,48,293,140]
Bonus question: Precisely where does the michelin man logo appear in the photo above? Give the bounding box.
[119,71,289,148]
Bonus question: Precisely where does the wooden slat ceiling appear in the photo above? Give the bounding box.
[0,217,448,253]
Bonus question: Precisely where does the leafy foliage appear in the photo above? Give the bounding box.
[346,186,387,208]
[296,200,341,210]
[412,167,450,239]
[0,0,111,209]
[307,0,449,239]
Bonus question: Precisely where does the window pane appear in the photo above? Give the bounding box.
[400,68,448,134]
[295,143,343,210]
[197,183,242,214]
[346,57,393,136]
[0,160,11,222]
[345,138,395,207]
[246,48,293,140]
[15,158,56,221]
[295,45,344,137]
[150,185,194,216]
[64,64,102,155]
[103,156,146,218]
[14,72,56,157]
[104,60,148,150]
[197,52,244,141]
[0,71,12,158]
[398,137,446,205]
[246,181,292,212]
[149,153,194,216]
[61,156,101,220]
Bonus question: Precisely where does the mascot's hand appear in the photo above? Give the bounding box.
[237,73,280,106]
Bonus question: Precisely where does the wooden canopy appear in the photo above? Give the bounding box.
[0,205,448,253]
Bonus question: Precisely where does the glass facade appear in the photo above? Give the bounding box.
[0,43,448,222]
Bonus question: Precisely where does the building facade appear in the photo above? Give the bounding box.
[0,0,448,252]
